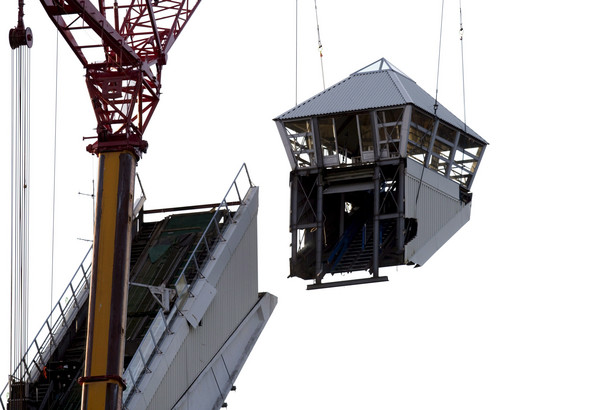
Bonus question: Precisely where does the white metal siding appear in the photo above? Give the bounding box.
[146,213,259,410]
[404,164,469,265]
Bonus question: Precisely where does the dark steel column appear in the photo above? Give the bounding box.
[372,165,380,277]
[315,172,324,284]
[290,173,298,264]
[397,160,406,251]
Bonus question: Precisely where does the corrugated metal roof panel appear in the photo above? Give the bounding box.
[275,58,487,144]
[395,74,486,143]
[276,71,407,120]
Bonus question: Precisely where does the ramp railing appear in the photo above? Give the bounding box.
[123,163,254,402]
[0,164,253,409]
[0,246,93,410]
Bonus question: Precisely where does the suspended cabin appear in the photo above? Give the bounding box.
[274,58,488,289]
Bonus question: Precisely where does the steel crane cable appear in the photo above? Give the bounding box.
[433,0,445,117]
[51,30,59,313]
[416,0,447,209]
[459,0,469,184]
[10,37,31,385]
[314,0,326,90]
[294,0,327,104]
[295,0,299,105]
[459,0,467,133]
[416,0,470,202]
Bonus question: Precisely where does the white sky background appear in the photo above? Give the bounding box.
[1,0,615,408]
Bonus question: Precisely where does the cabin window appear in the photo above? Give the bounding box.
[357,113,374,162]
[284,119,316,168]
[376,108,403,158]
[408,108,433,164]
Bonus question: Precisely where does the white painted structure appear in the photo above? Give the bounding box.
[124,186,277,410]
[0,166,276,410]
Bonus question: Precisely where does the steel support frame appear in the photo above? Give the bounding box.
[287,110,408,287]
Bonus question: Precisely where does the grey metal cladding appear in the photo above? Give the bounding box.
[275,71,406,120]
[275,59,487,144]
[394,73,486,143]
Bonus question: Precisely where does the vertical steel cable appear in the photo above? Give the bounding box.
[434,0,445,116]
[459,0,468,183]
[295,0,299,105]
[11,43,31,383]
[51,30,60,313]
[24,45,31,382]
[314,0,325,90]
[459,0,467,131]
[10,47,16,381]
[417,0,446,207]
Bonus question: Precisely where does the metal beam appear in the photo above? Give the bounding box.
[307,276,388,290]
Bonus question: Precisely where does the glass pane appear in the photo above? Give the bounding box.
[437,123,457,144]
[357,61,382,73]
[285,120,310,134]
[432,137,453,160]
[407,140,428,164]
[334,114,361,164]
[428,154,448,176]
[377,108,403,158]
[318,117,337,157]
[450,163,472,187]
[357,113,374,156]
[452,133,485,187]
[454,150,479,171]
[457,133,484,157]
[408,109,434,165]
[411,108,434,131]
[284,120,316,167]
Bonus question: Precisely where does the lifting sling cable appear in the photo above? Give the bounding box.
[295,0,327,104]
[295,0,299,105]
[459,0,468,182]
[416,0,470,204]
[314,0,326,90]
[51,30,60,313]
[433,0,445,117]
[416,0,446,209]
[459,0,467,133]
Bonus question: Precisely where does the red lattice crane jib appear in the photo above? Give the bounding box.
[40,0,202,157]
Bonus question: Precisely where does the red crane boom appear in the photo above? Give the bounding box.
[41,0,200,155]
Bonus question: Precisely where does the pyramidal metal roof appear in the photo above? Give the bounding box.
[276,58,485,143]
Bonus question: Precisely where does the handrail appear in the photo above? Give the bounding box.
[1,245,94,410]
[123,163,253,403]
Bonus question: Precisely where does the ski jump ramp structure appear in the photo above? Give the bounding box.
[2,164,276,410]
